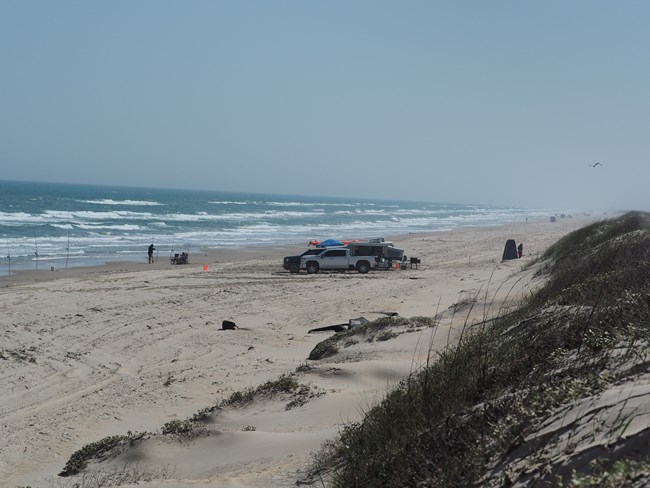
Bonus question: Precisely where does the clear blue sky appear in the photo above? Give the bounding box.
[1,1,648,209]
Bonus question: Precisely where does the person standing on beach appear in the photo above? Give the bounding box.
[148,243,155,264]
[518,243,523,258]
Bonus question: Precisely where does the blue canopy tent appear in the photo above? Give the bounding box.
[319,239,345,247]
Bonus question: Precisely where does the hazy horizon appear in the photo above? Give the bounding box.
[2,2,648,210]
[0,177,618,212]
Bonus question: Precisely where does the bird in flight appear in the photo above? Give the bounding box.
[588,162,602,167]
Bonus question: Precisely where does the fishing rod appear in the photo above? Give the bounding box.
[65,228,70,269]
[170,234,175,263]
[34,232,39,270]
[6,238,10,277]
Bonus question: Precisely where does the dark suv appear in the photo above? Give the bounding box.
[283,248,325,273]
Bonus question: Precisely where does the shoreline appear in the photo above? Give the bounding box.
[0,215,574,286]
[1,179,576,276]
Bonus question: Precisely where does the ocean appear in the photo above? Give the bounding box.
[0,180,560,271]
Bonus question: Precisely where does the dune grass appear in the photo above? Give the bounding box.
[59,432,146,477]
[217,373,319,410]
[306,211,650,487]
[44,465,174,488]
[307,315,435,360]
[60,373,320,478]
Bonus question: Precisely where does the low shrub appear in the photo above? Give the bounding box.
[161,419,196,435]
[308,338,340,360]
[220,373,316,410]
[59,432,144,476]
[308,315,432,360]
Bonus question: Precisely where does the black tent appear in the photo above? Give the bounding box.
[502,239,518,261]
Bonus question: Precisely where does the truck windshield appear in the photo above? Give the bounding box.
[303,248,325,256]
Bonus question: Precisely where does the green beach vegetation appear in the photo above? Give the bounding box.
[58,372,321,480]
[306,211,650,487]
[307,315,435,360]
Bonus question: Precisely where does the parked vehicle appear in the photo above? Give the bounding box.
[283,248,326,274]
[285,237,404,274]
[300,247,377,274]
[347,241,404,261]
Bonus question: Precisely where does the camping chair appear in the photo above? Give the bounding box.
[409,257,421,269]
[170,252,189,265]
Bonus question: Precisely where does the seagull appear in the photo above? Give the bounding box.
[588,162,602,167]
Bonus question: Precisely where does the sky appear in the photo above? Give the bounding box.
[1,1,649,210]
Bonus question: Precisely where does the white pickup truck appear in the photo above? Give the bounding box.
[300,247,376,274]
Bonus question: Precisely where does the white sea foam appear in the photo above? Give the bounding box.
[76,224,145,231]
[44,210,156,221]
[266,201,358,207]
[209,201,254,205]
[0,212,43,224]
[80,199,163,206]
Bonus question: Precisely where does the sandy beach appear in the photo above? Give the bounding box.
[0,216,597,487]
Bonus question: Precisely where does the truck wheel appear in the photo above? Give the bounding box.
[289,262,300,274]
[357,261,370,274]
[306,262,319,274]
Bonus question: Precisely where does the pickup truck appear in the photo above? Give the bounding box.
[301,247,376,274]
[283,248,326,274]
